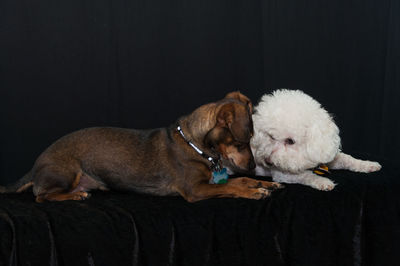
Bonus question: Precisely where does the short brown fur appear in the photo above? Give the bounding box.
[7,92,282,202]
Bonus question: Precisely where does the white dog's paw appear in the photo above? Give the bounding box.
[353,161,382,173]
[365,161,382,172]
[309,177,336,191]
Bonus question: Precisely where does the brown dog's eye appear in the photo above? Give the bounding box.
[285,138,295,145]
[235,143,247,151]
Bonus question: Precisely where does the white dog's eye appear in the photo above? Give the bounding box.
[285,138,295,145]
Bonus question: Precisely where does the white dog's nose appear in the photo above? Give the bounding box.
[265,157,273,166]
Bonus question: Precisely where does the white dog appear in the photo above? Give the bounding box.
[251,89,381,191]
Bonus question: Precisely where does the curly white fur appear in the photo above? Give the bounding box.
[251,89,381,191]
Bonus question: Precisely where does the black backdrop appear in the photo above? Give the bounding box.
[1,0,399,185]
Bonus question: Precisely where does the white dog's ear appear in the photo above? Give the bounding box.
[306,122,341,164]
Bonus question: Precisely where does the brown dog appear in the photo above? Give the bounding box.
[1,92,282,202]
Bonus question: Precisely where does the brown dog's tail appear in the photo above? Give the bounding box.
[0,171,33,193]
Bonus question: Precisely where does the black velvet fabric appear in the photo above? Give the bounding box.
[0,155,398,266]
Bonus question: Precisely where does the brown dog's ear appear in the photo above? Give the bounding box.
[224,91,253,113]
[204,126,226,149]
[216,103,253,142]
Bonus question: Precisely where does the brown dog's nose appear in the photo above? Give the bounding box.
[248,159,256,170]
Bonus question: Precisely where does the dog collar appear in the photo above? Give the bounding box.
[312,164,330,176]
[176,125,222,172]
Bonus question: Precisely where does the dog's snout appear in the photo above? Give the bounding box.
[264,157,273,166]
[248,159,256,170]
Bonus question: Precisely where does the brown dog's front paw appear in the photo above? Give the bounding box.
[271,182,284,189]
[256,180,284,190]
[252,188,271,199]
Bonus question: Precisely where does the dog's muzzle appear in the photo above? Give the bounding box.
[248,160,256,170]
[264,157,273,167]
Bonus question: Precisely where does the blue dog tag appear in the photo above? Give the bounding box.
[211,168,229,184]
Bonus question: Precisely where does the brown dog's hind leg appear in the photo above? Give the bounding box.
[36,191,90,203]
[34,169,91,203]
